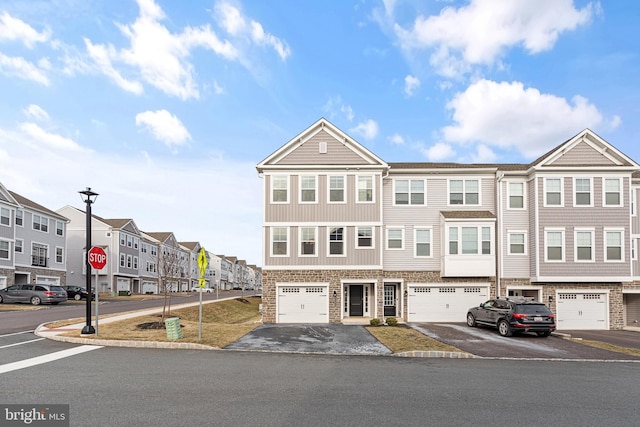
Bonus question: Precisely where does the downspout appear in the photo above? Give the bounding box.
[496,171,504,298]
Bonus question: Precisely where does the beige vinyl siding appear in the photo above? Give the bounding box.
[265,174,381,223]
[548,141,621,166]
[263,226,381,267]
[537,176,631,277]
[277,130,366,165]
[382,175,495,271]
[501,179,530,278]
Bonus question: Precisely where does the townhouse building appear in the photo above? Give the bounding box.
[0,184,69,288]
[257,118,640,330]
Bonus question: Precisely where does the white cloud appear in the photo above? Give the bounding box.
[404,74,420,96]
[350,119,379,141]
[442,79,619,158]
[19,122,88,152]
[23,104,50,122]
[389,133,404,145]
[394,0,597,78]
[83,38,143,94]
[0,52,49,85]
[323,96,355,121]
[422,141,456,161]
[0,11,51,48]
[471,144,496,163]
[135,109,191,149]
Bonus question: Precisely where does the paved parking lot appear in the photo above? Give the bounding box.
[411,323,640,360]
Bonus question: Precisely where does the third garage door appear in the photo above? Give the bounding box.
[408,284,488,322]
[556,292,608,330]
[277,285,329,323]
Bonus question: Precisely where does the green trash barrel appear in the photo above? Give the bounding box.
[164,317,183,340]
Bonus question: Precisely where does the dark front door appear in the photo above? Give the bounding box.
[349,285,364,316]
[384,284,397,317]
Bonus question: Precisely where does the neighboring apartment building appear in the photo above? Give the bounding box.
[257,118,640,330]
[0,184,69,288]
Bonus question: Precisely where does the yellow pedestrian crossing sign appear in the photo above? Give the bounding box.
[197,247,208,288]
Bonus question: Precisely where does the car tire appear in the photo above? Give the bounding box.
[31,296,41,306]
[498,319,512,337]
[466,313,477,327]
[536,331,551,337]
[0,294,3,303]
[74,294,81,301]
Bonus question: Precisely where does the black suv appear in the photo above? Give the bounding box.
[466,297,556,337]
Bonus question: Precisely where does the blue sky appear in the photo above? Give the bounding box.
[1,0,638,266]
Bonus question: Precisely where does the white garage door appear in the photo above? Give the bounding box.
[117,278,130,292]
[36,277,60,285]
[408,285,488,322]
[277,285,329,323]
[556,292,607,330]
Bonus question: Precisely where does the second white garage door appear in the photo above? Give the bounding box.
[556,292,608,330]
[408,284,488,322]
[277,285,329,323]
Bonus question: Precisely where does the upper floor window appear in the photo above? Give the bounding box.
[56,221,64,236]
[271,227,288,256]
[141,243,148,253]
[508,182,524,209]
[632,188,637,216]
[329,227,345,256]
[0,240,9,260]
[356,227,373,248]
[133,256,139,269]
[544,178,563,206]
[545,229,564,262]
[32,243,47,266]
[300,175,316,203]
[508,232,526,255]
[329,176,345,203]
[395,179,425,205]
[1,208,10,226]
[604,178,622,206]
[575,229,594,262]
[447,226,492,255]
[33,215,48,232]
[15,239,23,254]
[632,238,637,261]
[415,228,432,257]
[134,238,139,249]
[120,253,125,267]
[449,179,479,205]
[271,175,289,203]
[387,228,404,249]
[15,210,23,226]
[127,235,133,247]
[605,230,623,262]
[357,176,373,203]
[574,178,592,206]
[127,254,132,268]
[300,227,316,256]
[151,246,157,256]
[120,234,126,246]
[56,247,64,264]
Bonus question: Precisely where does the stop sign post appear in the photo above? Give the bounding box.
[88,246,107,270]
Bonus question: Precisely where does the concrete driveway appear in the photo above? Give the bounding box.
[225,324,392,355]
[411,323,640,360]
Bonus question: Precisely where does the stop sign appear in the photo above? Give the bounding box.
[88,246,107,270]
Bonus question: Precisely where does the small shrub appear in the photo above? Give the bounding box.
[386,317,398,326]
[369,318,381,326]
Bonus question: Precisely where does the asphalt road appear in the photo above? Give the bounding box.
[1,343,639,427]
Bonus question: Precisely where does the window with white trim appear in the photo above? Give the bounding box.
[462,227,478,254]
[15,239,23,254]
[127,235,133,247]
[631,188,636,216]
[0,208,9,226]
[300,227,316,256]
[447,226,492,255]
[508,232,526,255]
[449,227,459,254]
[271,227,288,256]
[357,176,373,203]
[15,210,23,226]
[545,230,564,262]
[56,221,64,236]
[508,182,524,209]
[387,228,403,250]
[603,178,622,206]
[482,227,491,254]
[120,253,126,267]
[300,175,316,203]
[271,175,289,203]
[605,230,623,261]
[449,179,479,205]
[632,238,637,261]
[415,228,431,257]
[134,238,139,249]
[127,254,132,268]
[31,243,47,267]
[120,234,126,246]
[357,227,373,248]
[575,229,594,262]
[33,214,48,232]
[151,246,157,256]
[329,176,345,202]
[545,178,563,206]
[395,180,425,205]
[574,178,592,206]
[133,256,138,269]
[329,227,345,256]
[56,247,64,264]
[0,240,9,260]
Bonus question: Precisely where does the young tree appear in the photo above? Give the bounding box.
[157,246,188,322]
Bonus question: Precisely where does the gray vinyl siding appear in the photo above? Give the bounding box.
[529,178,538,277]
[265,174,381,223]
[537,176,631,277]
[277,130,366,165]
[14,210,66,270]
[263,226,381,267]
[548,141,621,166]
[501,179,530,278]
[383,174,495,271]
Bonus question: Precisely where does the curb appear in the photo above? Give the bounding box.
[395,350,476,358]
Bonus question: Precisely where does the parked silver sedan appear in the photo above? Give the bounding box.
[0,284,67,305]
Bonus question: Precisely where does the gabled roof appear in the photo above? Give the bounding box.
[179,242,200,251]
[92,216,140,234]
[257,118,388,171]
[0,183,20,207]
[8,190,69,222]
[143,232,174,244]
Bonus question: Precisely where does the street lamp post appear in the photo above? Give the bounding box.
[80,187,99,335]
